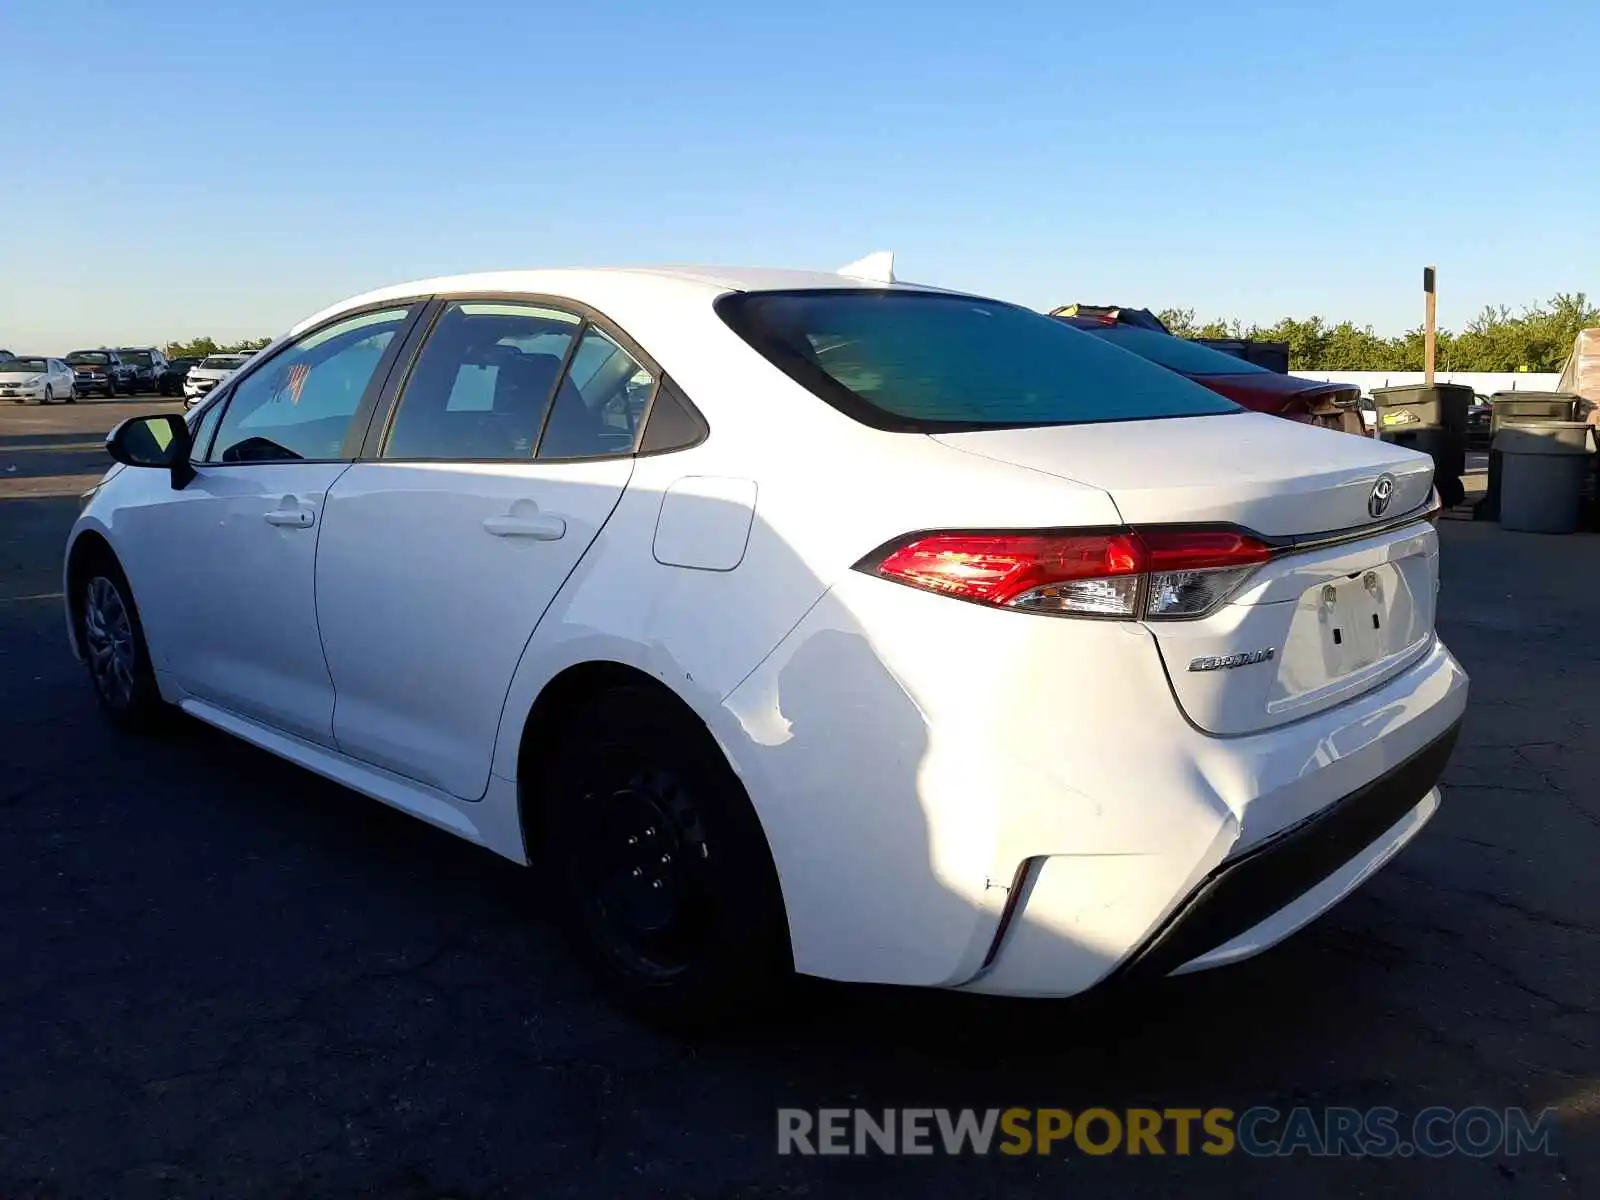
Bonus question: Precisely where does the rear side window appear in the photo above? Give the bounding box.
[536,326,652,460]
[1083,325,1272,377]
[381,302,581,461]
[717,290,1240,431]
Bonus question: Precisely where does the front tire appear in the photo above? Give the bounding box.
[44,385,53,405]
[79,560,166,732]
[538,684,791,1031]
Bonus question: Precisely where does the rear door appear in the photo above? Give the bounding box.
[315,298,651,800]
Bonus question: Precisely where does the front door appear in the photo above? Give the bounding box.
[150,304,421,745]
[315,301,649,799]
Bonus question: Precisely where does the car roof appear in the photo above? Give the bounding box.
[290,265,973,339]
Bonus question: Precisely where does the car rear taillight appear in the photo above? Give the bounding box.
[856,527,1275,620]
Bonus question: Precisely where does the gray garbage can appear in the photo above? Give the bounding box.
[1488,391,1581,439]
[1493,422,1594,534]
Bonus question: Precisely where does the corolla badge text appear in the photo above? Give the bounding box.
[1188,648,1276,672]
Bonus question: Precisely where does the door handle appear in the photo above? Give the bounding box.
[264,496,315,528]
[483,513,566,540]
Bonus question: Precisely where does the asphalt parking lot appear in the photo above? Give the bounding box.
[1,399,1595,1198]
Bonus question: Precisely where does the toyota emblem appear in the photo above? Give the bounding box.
[1369,474,1396,518]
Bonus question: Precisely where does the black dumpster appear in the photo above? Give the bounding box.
[1474,391,1586,521]
[1370,384,1470,508]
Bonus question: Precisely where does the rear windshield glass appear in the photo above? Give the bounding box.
[2,358,48,372]
[1082,325,1272,377]
[119,351,153,367]
[716,290,1240,431]
[66,351,110,364]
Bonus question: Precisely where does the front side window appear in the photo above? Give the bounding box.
[211,306,412,463]
[189,391,226,460]
[717,290,1241,431]
[382,302,581,461]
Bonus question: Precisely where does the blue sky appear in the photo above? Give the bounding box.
[1,0,1594,351]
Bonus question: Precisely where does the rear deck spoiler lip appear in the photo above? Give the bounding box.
[1261,495,1442,553]
[1112,496,1442,560]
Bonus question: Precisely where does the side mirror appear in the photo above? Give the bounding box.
[106,414,196,489]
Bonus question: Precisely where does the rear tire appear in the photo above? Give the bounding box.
[77,557,167,733]
[538,684,791,1032]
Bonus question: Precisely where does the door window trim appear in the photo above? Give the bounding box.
[196,299,430,467]
[355,291,706,465]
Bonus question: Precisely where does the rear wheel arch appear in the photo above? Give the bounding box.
[512,662,788,922]
[515,662,721,850]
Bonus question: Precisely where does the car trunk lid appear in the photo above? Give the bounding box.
[931,412,1439,733]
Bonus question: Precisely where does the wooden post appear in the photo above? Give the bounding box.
[1423,265,1437,386]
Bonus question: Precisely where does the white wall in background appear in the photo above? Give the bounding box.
[1295,371,1562,396]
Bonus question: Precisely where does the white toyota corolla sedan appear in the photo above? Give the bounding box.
[64,257,1468,1026]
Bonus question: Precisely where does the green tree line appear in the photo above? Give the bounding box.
[162,335,275,360]
[1157,293,1596,373]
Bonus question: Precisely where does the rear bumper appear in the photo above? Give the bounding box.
[1110,719,1458,983]
[721,569,1468,995]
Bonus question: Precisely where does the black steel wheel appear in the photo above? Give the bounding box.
[540,684,791,1030]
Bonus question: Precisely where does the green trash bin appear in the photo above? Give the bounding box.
[1493,422,1594,534]
[1371,384,1471,508]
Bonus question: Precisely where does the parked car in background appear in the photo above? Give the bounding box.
[0,356,77,404]
[113,348,170,394]
[1466,394,1493,449]
[0,350,14,364]
[182,352,254,406]
[159,356,201,396]
[1055,314,1369,436]
[64,261,1464,1027]
[1359,396,1378,434]
[64,350,136,397]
